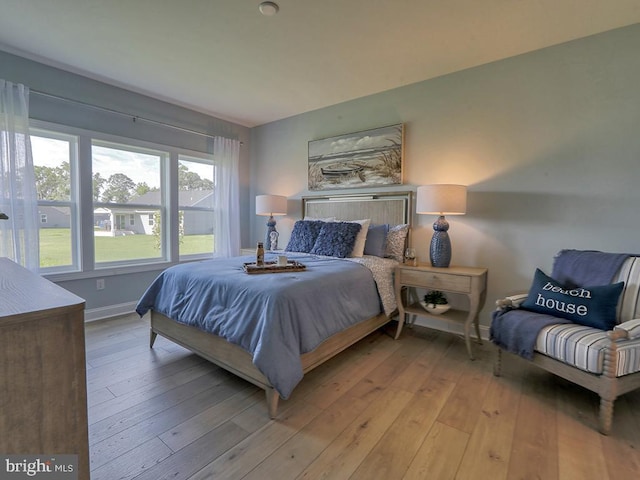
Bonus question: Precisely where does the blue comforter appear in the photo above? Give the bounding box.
[136,253,382,399]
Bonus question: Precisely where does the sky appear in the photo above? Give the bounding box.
[31,135,213,189]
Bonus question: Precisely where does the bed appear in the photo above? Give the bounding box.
[136,192,411,417]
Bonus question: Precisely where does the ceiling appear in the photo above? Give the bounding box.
[0,1,638,127]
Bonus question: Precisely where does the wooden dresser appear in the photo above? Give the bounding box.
[0,258,89,479]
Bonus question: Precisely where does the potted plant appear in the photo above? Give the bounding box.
[421,290,450,314]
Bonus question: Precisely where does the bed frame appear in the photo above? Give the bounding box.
[149,191,412,417]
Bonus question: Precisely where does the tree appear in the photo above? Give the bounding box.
[93,172,106,202]
[178,164,214,190]
[135,182,153,197]
[34,162,70,200]
[101,173,136,203]
[152,210,183,250]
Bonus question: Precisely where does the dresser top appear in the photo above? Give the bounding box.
[0,257,85,319]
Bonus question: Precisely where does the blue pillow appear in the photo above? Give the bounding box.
[285,220,325,253]
[521,268,624,330]
[364,223,389,257]
[310,222,362,258]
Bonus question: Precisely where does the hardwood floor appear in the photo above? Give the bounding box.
[85,314,640,479]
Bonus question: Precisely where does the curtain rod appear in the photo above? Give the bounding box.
[31,89,241,143]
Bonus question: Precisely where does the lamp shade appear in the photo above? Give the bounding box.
[416,184,467,215]
[255,194,287,216]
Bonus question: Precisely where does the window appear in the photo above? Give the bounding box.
[178,155,215,258]
[92,141,166,266]
[31,121,215,277]
[31,130,78,272]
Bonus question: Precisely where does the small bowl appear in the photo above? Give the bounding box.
[419,301,450,315]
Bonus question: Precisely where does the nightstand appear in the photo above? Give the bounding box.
[394,263,488,360]
[240,248,256,256]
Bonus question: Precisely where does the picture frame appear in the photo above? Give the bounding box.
[308,123,404,191]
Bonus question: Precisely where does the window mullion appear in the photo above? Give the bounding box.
[78,135,95,271]
[168,152,179,263]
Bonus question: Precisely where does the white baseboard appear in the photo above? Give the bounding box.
[84,301,138,322]
[410,315,491,341]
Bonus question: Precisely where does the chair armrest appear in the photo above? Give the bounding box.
[613,319,640,340]
[495,293,528,311]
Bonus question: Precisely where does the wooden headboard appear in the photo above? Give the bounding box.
[302,191,412,227]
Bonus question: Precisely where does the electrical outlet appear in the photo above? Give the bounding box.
[96,278,105,290]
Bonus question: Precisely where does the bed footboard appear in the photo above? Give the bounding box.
[149,310,390,417]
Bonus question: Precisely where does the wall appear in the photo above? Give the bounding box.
[250,24,640,332]
[0,50,252,316]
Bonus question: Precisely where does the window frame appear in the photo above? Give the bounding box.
[177,154,216,261]
[31,120,217,282]
[31,125,81,274]
[91,138,169,269]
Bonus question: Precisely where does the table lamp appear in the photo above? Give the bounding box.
[416,184,467,268]
[256,194,287,250]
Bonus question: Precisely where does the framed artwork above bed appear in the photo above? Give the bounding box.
[308,124,404,191]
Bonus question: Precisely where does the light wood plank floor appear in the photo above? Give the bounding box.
[85,314,640,480]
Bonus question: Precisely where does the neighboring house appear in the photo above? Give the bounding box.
[38,206,70,228]
[177,190,214,236]
[94,190,213,236]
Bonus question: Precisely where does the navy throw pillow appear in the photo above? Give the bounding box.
[521,268,624,330]
[364,223,389,257]
[310,222,362,258]
[285,220,325,253]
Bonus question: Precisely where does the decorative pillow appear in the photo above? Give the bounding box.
[384,224,410,263]
[521,268,624,330]
[285,220,325,253]
[346,219,371,258]
[310,222,362,258]
[364,223,389,257]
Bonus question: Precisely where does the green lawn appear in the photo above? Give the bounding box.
[39,228,213,267]
[39,228,73,267]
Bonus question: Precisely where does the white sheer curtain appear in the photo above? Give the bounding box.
[0,80,39,271]
[213,136,240,257]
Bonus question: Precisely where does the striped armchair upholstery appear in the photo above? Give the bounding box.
[493,256,640,435]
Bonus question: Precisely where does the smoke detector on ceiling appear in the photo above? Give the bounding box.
[259,2,279,16]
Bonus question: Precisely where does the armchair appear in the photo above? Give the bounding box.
[491,250,640,435]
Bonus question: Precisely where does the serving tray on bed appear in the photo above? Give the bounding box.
[242,261,306,274]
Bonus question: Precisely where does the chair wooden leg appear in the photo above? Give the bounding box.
[598,396,614,435]
[493,348,502,377]
[598,332,621,435]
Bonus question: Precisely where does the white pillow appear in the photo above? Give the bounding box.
[346,219,371,258]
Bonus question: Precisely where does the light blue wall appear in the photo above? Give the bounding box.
[3,24,640,326]
[250,24,640,328]
[0,50,252,313]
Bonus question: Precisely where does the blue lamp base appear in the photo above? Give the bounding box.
[429,215,451,268]
[265,216,278,250]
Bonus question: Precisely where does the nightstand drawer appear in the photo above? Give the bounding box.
[398,269,471,293]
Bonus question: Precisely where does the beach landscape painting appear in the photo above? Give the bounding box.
[308,124,404,191]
